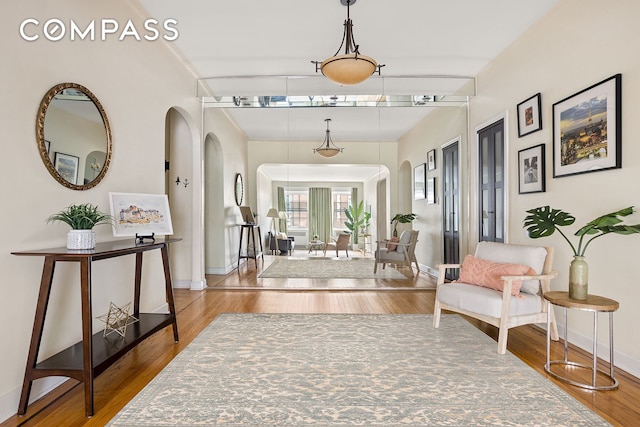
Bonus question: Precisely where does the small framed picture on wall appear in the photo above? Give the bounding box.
[414,163,426,200]
[517,93,542,137]
[426,177,436,204]
[427,149,436,171]
[518,144,545,194]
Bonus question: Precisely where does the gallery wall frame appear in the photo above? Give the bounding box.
[414,163,426,200]
[518,144,545,194]
[552,74,621,178]
[53,152,79,185]
[426,177,436,204]
[517,93,542,137]
[427,149,436,171]
[109,192,174,237]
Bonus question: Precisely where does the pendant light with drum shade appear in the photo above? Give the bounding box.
[312,0,384,85]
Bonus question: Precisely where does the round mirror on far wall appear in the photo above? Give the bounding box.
[234,173,244,206]
[36,82,112,190]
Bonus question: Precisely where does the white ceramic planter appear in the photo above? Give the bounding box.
[67,229,96,250]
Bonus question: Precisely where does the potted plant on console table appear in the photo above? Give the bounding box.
[47,203,113,250]
[523,206,640,300]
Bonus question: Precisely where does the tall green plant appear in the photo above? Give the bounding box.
[523,206,640,256]
[391,213,416,237]
[344,201,365,243]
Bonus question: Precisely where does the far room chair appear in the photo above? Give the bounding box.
[324,232,351,257]
[433,241,559,354]
[373,230,420,277]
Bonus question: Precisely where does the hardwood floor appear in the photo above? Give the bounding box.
[4,263,639,426]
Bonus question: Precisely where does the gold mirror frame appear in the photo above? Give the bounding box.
[234,173,244,206]
[36,82,112,190]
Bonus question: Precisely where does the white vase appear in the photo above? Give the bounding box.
[67,230,96,250]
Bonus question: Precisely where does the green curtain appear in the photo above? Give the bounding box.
[277,186,286,233]
[351,187,358,244]
[309,187,332,242]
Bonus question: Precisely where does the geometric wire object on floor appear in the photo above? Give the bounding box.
[96,302,139,338]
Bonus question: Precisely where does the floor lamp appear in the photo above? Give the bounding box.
[266,208,280,254]
[266,208,279,234]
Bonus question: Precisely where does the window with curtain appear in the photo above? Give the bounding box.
[284,190,308,229]
[308,187,332,241]
[332,190,351,230]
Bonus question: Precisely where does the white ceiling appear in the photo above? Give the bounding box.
[138,0,560,180]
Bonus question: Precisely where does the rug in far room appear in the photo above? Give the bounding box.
[258,258,408,279]
[107,314,610,426]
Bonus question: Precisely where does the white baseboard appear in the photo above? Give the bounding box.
[420,264,438,279]
[206,258,250,276]
[555,322,640,379]
[172,279,192,289]
[173,279,206,290]
[0,376,69,423]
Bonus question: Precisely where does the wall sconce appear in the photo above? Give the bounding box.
[175,177,189,188]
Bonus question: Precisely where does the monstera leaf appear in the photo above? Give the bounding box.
[523,205,640,256]
[575,207,638,236]
[523,206,575,238]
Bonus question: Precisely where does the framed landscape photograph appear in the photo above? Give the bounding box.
[426,177,436,204]
[414,163,426,200]
[53,152,79,185]
[427,149,436,171]
[518,144,545,194]
[517,93,542,137]
[552,74,621,178]
[109,192,174,237]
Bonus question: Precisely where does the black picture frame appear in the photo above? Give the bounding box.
[552,74,621,178]
[53,152,79,185]
[427,149,436,171]
[426,177,436,204]
[517,93,542,137]
[518,144,545,194]
[414,163,426,200]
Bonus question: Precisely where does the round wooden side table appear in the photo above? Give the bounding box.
[544,291,619,390]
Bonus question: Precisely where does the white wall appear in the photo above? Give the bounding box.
[0,0,247,421]
[400,0,640,376]
[398,105,469,272]
[470,0,640,375]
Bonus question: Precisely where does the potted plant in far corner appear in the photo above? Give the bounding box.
[391,213,416,237]
[523,206,640,300]
[47,203,114,249]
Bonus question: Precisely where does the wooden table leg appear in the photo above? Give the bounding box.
[79,257,94,417]
[161,244,179,342]
[238,226,245,268]
[250,227,258,268]
[134,252,143,317]
[18,257,56,415]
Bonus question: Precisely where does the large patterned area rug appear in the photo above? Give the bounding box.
[258,258,408,280]
[108,314,609,426]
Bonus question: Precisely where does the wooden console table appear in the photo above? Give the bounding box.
[12,238,181,417]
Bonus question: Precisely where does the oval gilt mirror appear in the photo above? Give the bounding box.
[36,82,112,190]
[234,173,244,206]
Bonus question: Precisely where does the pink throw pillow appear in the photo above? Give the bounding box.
[454,255,535,296]
[386,237,400,251]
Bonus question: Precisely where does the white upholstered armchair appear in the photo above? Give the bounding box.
[433,241,559,354]
[373,230,420,277]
